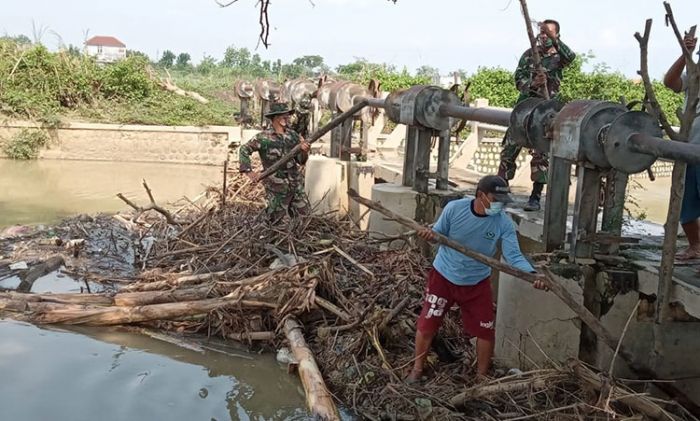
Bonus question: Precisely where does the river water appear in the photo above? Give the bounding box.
[0,159,223,227]
[0,158,311,420]
[0,321,309,421]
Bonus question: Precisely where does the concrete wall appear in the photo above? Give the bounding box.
[495,270,700,403]
[0,120,242,166]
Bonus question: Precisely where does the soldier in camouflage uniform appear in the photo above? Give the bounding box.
[291,93,313,138]
[497,19,576,211]
[238,102,311,222]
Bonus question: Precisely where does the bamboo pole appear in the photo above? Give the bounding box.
[283,318,340,421]
[518,0,549,100]
[347,189,539,284]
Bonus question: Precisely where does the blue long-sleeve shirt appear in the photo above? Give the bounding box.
[432,198,534,286]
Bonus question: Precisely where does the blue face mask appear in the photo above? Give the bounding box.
[482,196,504,216]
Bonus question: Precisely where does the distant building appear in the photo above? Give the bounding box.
[84,36,126,63]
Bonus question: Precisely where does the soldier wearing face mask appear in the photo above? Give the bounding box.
[407,175,548,384]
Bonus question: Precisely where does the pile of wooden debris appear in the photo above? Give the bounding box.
[0,171,694,420]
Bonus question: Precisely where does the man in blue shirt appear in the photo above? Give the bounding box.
[408,175,548,382]
[663,33,700,262]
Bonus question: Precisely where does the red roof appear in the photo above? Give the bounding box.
[85,36,125,48]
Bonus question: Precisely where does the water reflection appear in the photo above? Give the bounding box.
[0,320,309,421]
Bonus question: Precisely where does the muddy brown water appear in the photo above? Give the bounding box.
[0,320,310,421]
[0,159,223,227]
[0,159,316,420]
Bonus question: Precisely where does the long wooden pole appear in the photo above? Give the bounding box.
[347,189,539,284]
[283,318,340,421]
[257,99,368,181]
[518,0,549,100]
[347,189,700,415]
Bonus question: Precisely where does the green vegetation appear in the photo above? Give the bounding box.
[0,38,232,127]
[2,128,49,159]
[0,36,686,133]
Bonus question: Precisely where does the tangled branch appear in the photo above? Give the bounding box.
[215,0,272,48]
[216,0,399,49]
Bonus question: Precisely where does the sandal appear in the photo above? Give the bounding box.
[404,369,423,386]
[675,248,700,261]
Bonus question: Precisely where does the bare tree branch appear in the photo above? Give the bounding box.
[634,19,677,139]
[215,0,240,7]
[664,2,695,64]
[117,180,180,226]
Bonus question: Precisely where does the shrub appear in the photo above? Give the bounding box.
[2,128,49,159]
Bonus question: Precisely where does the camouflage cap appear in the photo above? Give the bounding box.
[265,102,295,118]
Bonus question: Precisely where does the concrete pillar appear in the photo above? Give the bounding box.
[368,184,420,238]
[345,161,375,230]
[368,183,460,239]
[305,156,342,215]
[495,271,583,369]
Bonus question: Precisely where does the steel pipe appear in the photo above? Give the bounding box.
[364,97,386,108]
[628,133,700,166]
[438,103,511,127]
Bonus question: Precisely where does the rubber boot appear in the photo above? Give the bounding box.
[524,182,544,212]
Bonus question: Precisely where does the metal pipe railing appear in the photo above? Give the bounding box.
[628,133,700,165]
[438,103,512,127]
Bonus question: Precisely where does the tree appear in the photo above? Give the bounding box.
[0,34,32,45]
[222,45,251,69]
[415,65,441,83]
[197,55,217,74]
[272,58,282,75]
[127,49,150,61]
[158,50,176,68]
[66,44,82,57]
[176,52,191,68]
[292,55,325,75]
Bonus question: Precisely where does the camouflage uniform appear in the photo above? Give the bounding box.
[291,96,313,138]
[239,128,309,222]
[498,39,576,184]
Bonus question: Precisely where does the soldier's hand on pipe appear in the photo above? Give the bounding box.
[245,171,260,183]
[416,227,435,242]
[299,140,311,153]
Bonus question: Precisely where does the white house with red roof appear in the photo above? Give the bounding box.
[84,36,126,63]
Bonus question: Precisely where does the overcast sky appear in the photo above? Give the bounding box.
[3,0,699,78]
